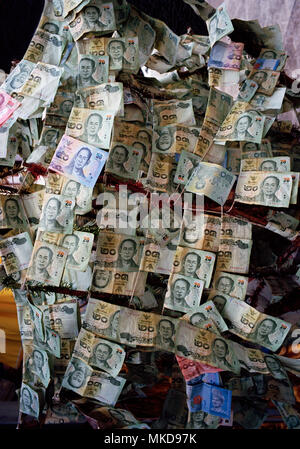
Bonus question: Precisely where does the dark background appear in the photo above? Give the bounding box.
[0,0,207,73]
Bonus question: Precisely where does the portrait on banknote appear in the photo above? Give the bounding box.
[154,317,177,351]
[164,274,204,313]
[23,346,50,388]
[67,108,114,148]
[20,383,40,418]
[173,246,216,288]
[90,340,124,375]
[187,411,219,429]
[62,357,91,394]
[61,231,94,271]
[0,196,27,229]
[213,272,248,300]
[174,151,200,185]
[26,241,68,287]
[206,4,233,46]
[153,126,175,153]
[77,55,109,88]
[105,143,142,180]
[50,135,108,187]
[39,194,74,234]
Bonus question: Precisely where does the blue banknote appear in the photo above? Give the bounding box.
[187,382,232,420]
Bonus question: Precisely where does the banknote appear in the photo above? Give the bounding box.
[173,150,201,185]
[73,328,125,377]
[227,374,295,404]
[186,162,236,206]
[68,2,116,41]
[241,139,273,159]
[273,401,300,429]
[237,79,259,103]
[235,171,293,208]
[66,107,114,149]
[61,231,94,271]
[46,173,92,215]
[119,6,156,67]
[19,382,41,418]
[186,382,232,420]
[215,238,252,274]
[152,126,200,155]
[111,121,151,172]
[186,410,220,429]
[214,101,266,144]
[172,246,216,288]
[139,241,175,274]
[0,90,21,126]
[119,308,158,347]
[77,36,139,73]
[38,193,75,234]
[253,58,280,71]
[31,126,65,168]
[250,88,286,112]
[208,68,239,89]
[54,339,76,375]
[258,48,287,71]
[213,272,248,300]
[175,321,240,374]
[266,210,299,232]
[195,87,233,158]
[26,240,68,287]
[0,232,33,275]
[181,301,228,333]
[49,134,108,188]
[221,216,252,240]
[145,153,179,193]
[215,294,291,351]
[90,267,147,296]
[0,195,28,229]
[23,344,50,388]
[75,83,123,116]
[62,357,126,406]
[0,127,18,167]
[229,342,269,374]
[248,69,280,96]
[1,59,35,95]
[105,142,143,180]
[46,300,79,339]
[152,99,196,127]
[179,213,221,253]
[241,156,291,172]
[19,62,64,104]
[83,299,122,341]
[77,54,109,88]
[164,274,205,314]
[180,33,211,55]
[206,3,234,46]
[47,89,75,118]
[176,356,223,382]
[96,232,143,272]
[208,41,244,71]
[23,28,65,66]
[22,191,45,227]
[145,15,180,66]
[44,401,87,426]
